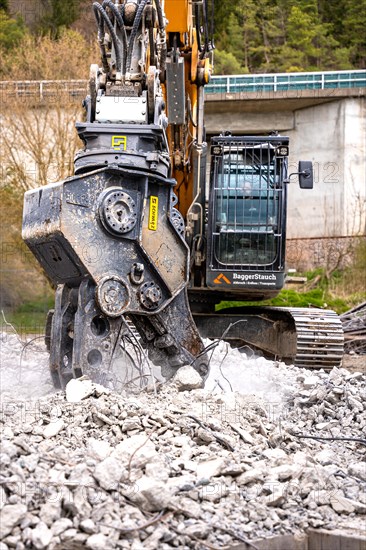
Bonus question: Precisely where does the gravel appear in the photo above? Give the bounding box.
[0,330,365,548]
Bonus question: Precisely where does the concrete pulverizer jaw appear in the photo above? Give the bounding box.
[130,288,210,382]
[21,0,209,389]
[22,129,207,387]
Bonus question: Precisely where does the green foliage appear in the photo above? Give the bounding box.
[213,0,359,73]
[0,9,26,50]
[0,0,8,12]
[3,296,54,333]
[217,290,351,315]
[214,50,246,75]
[40,0,82,38]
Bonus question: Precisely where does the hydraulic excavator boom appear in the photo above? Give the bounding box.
[22,0,213,387]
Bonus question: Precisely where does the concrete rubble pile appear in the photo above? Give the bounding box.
[0,336,365,549]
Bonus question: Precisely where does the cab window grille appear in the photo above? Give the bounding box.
[211,140,285,271]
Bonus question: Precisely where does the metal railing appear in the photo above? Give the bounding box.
[0,70,365,102]
[205,70,366,95]
[0,80,87,102]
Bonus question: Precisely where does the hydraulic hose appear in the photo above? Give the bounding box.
[126,0,148,73]
[195,2,203,55]
[102,0,128,75]
[154,0,167,76]
[210,0,215,49]
[154,0,164,28]
[93,2,122,74]
[200,0,210,59]
[93,2,110,74]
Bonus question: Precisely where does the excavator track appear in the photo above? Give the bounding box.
[193,306,344,370]
[278,307,344,368]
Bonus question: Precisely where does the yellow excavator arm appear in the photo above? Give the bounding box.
[22,0,214,387]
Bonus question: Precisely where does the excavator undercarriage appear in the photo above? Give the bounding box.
[193,307,344,369]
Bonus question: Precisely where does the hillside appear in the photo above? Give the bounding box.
[2,0,365,79]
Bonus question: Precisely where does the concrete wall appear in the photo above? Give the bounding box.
[286,98,366,239]
[206,96,366,243]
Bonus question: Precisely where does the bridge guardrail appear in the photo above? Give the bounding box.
[0,71,365,102]
[205,70,366,94]
[0,80,87,102]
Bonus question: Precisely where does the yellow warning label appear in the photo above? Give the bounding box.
[111,135,127,151]
[148,196,158,230]
[213,273,231,284]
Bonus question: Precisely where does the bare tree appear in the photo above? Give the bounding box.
[0,99,83,310]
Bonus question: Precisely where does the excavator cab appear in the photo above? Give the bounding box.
[205,136,289,298]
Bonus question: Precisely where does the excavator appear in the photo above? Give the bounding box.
[22,0,344,389]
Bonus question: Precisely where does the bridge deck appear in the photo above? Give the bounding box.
[205,70,365,95]
[0,70,364,105]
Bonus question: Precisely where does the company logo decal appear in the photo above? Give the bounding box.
[233,273,276,281]
[213,273,231,284]
[111,135,127,151]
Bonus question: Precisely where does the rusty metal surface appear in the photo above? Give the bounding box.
[22,130,205,384]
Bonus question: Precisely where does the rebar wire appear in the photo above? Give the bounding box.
[1,310,23,344]
[190,319,248,370]
[290,431,366,446]
[99,510,168,534]
[18,336,46,384]
[121,316,158,395]
[218,342,233,392]
[99,316,159,394]
[1,312,47,384]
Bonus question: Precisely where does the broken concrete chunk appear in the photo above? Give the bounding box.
[112,434,157,468]
[330,494,356,514]
[196,458,226,479]
[264,489,286,507]
[314,449,337,466]
[236,468,264,486]
[80,519,98,534]
[31,521,53,550]
[50,518,73,536]
[87,438,112,461]
[172,365,203,391]
[302,376,320,389]
[262,448,288,462]
[65,378,95,402]
[126,475,174,511]
[39,500,61,527]
[348,462,366,482]
[86,533,115,550]
[230,424,254,444]
[93,456,127,490]
[42,419,64,438]
[0,504,27,539]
